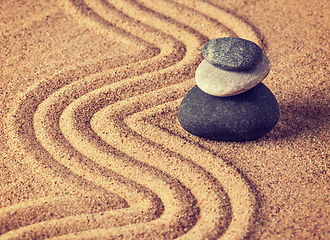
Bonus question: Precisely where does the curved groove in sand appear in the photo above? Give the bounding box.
[57,1,257,238]
[4,0,201,237]
[59,83,203,239]
[124,89,256,239]
[85,79,254,240]
[0,196,157,239]
[4,0,261,238]
[173,0,262,47]
[87,80,233,239]
[32,0,208,237]
[4,0,187,237]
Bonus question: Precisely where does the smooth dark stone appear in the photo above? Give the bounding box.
[202,37,263,71]
[178,83,280,141]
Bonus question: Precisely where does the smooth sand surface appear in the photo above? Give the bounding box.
[1,0,329,239]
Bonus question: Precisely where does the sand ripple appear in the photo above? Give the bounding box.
[4,0,261,238]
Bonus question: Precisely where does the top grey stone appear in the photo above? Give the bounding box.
[202,37,263,71]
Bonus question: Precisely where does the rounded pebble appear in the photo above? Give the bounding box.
[178,83,280,141]
[202,37,263,71]
[195,53,271,97]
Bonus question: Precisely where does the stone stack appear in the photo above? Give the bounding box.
[178,37,280,141]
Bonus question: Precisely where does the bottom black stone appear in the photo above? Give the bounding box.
[178,83,280,141]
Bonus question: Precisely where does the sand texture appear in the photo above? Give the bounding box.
[1,0,329,239]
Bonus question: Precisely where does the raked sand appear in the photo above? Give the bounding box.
[0,0,329,239]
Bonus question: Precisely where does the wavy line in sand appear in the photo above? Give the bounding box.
[3,0,202,237]
[53,1,256,238]
[124,84,256,239]
[2,0,260,238]
[62,79,254,239]
[29,1,210,238]
[77,80,232,239]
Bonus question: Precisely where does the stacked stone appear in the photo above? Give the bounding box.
[178,37,280,141]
